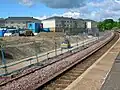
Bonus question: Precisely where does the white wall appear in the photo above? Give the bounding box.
[42,19,55,28]
[86,21,92,29]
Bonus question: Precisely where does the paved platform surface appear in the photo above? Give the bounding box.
[101,52,120,90]
[64,37,120,90]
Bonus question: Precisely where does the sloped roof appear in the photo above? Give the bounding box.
[43,16,76,20]
[84,19,97,22]
[0,18,5,22]
[5,17,41,21]
[0,18,4,20]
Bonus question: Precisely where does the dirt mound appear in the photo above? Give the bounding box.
[0,33,88,65]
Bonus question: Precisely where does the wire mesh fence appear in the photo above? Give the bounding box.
[0,30,109,76]
[0,32,91,76]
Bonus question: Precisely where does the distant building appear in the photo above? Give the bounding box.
[84,19,98,28]
[76,19,86,28]
[86,21,92,29]
[42,16,85,32]
[84,19,98,36]
[0,18,5,27]
[5,17,41,29]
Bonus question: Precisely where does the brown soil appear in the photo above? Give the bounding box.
[0,32,88,64]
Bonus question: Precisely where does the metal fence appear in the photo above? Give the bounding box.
[0,32,110,76]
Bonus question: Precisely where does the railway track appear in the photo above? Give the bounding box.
[37,32,119,90]
[0,32,118,90]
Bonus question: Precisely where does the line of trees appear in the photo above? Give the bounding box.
[97,18,120,31]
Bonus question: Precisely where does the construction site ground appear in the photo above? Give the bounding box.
[64,34,120,90]
[0,32,89,65]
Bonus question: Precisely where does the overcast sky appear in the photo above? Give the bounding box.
[1,0,120,21]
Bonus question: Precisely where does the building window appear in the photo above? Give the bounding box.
[29,24,32,28]
[59,24,61,27]
[11,22,14,24]
[56,20,58,23]
[73,21,76,23]
[23,22,26,24]
[67,21,69,23]
[17,22,20,24]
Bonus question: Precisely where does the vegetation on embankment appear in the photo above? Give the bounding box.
[97,18,120,31]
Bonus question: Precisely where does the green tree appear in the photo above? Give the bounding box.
[97,22,105,31]
[118,18,120,23]
[105,23,113,30]
[104,19,114,24]
[97,19,116,31]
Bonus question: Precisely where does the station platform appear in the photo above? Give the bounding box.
[64,38,120,90]
[101,52,120,90]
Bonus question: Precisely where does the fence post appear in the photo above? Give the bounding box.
[76,37,79,50]
[77,37,78,47]
[54,38,57,56]
[83,40,85,49]
[30,58,32,65]
[1,46,8,75]
[47,52,49,60]
[98,34,99,41]
[61,48,62,54]
[33,41,39,64]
